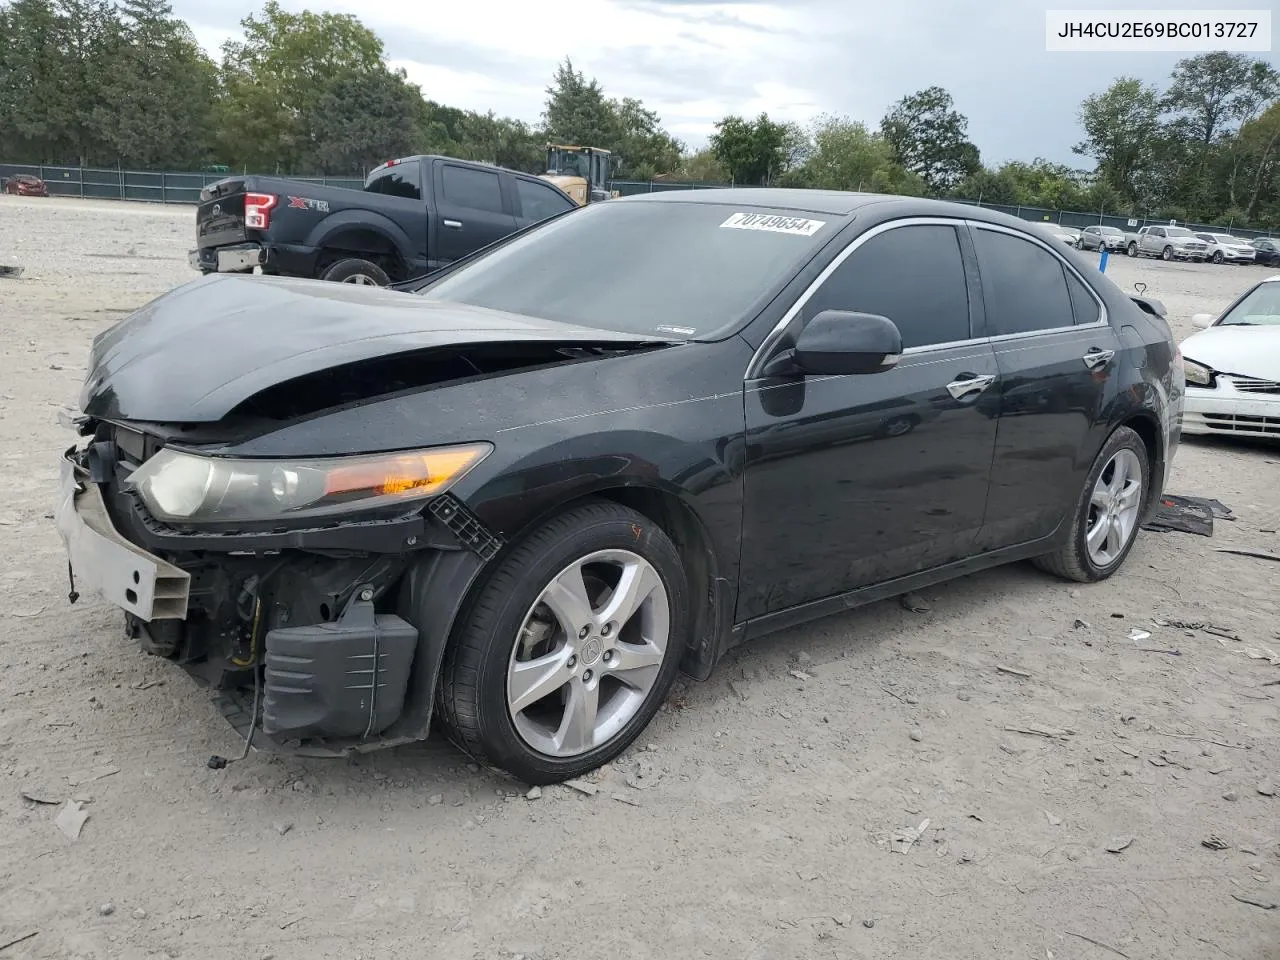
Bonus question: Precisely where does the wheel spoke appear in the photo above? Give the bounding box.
[1086,517,1109,554]
[508,650,569,715]
[596,560,661,629]
[541,563,595,636]
[604,640,664,689]
[1108,514,1124,555]
[1090,487,1110,511]
[554,681,599,754]
[1117,481,1141,509]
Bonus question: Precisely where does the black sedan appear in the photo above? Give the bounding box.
[57,190,1183,784]
[1251,238,1280,266]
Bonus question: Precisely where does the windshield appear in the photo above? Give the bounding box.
[1219,282,1280,326]
[1100,227,1122,235]
[415,201,838,339]
[1166,227,1194,237]
[1211,235,1236,243]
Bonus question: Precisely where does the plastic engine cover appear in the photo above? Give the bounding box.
[261,593,418,740]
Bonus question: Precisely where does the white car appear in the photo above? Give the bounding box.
[1194,232,1257,265]
[1180,274,1280,440]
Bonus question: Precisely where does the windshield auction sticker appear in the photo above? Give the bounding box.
[720,212,827,236]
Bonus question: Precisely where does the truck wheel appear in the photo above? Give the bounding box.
[1161,246,1173,261]
[319,258,390,286]
[1127,242,1138,257]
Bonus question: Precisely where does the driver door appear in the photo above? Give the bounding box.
[737,219,1000,620]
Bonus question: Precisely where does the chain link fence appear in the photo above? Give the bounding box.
[3,163,1275,240]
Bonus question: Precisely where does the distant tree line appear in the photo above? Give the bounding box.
[2,0,1278,227]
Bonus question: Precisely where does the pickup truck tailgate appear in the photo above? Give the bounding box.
[196,180,248,249]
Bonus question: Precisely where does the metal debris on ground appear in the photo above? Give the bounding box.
[789,670,811,681]
[524,786,542,800]
[889,818,930,853]
[1216,549,1280,563]
[1105,836,1134,854]
[1004,724,1070,740]
[0,264,24,280]
[611,793,639,807]
[54,800,89,841]
[0,931,39,953]
[1127,628,1151,642]
[564,779,598,796]
[1201,836,1228,850]
[20,786,61,805]
[996,665,1033,679]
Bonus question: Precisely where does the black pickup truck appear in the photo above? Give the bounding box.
[188,155,578,285]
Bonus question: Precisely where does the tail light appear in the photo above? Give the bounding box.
[244,192,277,230]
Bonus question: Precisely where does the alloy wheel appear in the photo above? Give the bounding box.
[1085,448,1143,568]
[506,549,670,758]
[342,274,377,285]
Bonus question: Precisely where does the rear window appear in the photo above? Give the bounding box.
[414,201,838,339]
[365,162,422,200]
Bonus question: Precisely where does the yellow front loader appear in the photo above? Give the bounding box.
[540,144,621,206]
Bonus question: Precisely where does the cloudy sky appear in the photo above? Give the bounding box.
[173,0,1279,168]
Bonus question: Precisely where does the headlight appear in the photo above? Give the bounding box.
[1182,360,1214,387]
[126,443,492,524]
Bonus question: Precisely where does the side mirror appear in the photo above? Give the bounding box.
[1191,313,1213,329]
[764,310,903,377]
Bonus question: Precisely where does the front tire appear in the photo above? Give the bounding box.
[319,257,390,285]
[437,501,689,784]
[1032,426,1150,583]
[1212,251,1224,264]
[1127,242,1138,257]
[1161,246,1173,261]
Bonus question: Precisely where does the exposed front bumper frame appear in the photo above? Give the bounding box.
[55,454,190,620]
[1181,382,1280,439]
[188,243,266,274]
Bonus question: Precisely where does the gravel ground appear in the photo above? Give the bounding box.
[1,195,1277,960]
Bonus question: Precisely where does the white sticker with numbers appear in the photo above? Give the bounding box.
[720,212,827,236]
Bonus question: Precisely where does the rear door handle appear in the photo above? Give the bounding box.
[443,219,463,229]
[1082,348,1115,370]
[946,373,996,399]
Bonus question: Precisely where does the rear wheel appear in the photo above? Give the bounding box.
[1033,426,1149,583]
[1127,242,1138,257]
[318,257,390,285]
[437,501,688,784]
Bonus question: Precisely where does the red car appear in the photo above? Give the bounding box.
[3,174,49,197]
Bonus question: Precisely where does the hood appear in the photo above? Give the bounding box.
[81,273,671,423]
[1180,324,1280,380]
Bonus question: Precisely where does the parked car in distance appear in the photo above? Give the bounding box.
[1124,225,1209,261]
[1194,232,1257,264]
[59,189,1183,784]
[1249,238,1280,267]
[1040,224,1078,246]
[3,173,48,197]
[1181,273,1280,440]
[1078,225,1127,252]
[189,155,578,286]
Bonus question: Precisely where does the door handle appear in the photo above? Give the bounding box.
[1082,348,1115,370]
[946,373,996,399]
[443,219,463,229]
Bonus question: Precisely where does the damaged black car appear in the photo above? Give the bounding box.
[57,189,1182,784]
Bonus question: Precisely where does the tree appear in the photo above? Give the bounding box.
[1073,77,1162,201]
[880,86,980,194]
[613,97,682,179]
[305,68,422,174]
[789,115,897,191]
[709,113,792,185]
[678,148,728,183]
[542,58,621,153]
[217,0,386,171]
[1164,52,1280,147]
[92,0,218,168]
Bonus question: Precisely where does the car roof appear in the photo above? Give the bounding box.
[617,187,1071,234]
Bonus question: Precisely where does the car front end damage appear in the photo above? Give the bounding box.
[56,417,502,758]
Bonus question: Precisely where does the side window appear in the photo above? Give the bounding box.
[972,228,1076,336]
[442,165,504,215]
[1065,269,1101,325]
[516,178,574,222]
[801,224,971,350]
[365,163,421,200]
[1149,227,1164,238]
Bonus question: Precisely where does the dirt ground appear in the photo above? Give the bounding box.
[0,195,1277,960]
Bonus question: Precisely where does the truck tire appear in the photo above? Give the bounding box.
[319,258,390,286]
[1161,246,1173,261]
[1127,242,1138,257]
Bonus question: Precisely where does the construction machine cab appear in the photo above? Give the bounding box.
[542,145,619,206]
